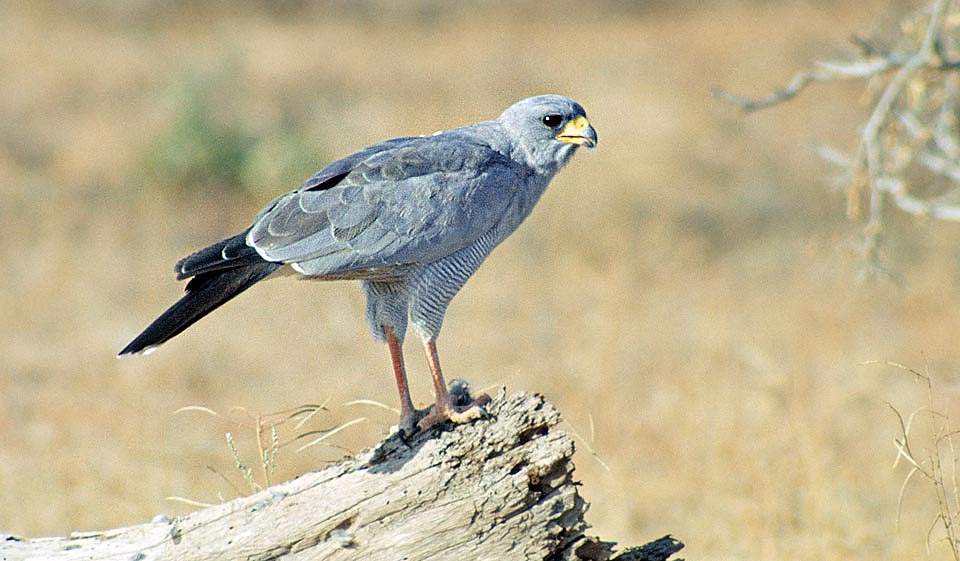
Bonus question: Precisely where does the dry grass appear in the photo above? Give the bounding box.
[3,2,960,559]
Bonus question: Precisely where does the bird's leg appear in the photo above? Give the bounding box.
[384,325,421,436]
[417,338,489,432]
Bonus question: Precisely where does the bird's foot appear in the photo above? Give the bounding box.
[397,406,430,439]
[416,379,490,433]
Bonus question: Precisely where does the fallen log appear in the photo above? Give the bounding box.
[1,391,684,561]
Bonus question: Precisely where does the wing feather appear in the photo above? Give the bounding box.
[248,132,522,276]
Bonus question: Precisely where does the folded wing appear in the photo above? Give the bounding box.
[248,133,522,276]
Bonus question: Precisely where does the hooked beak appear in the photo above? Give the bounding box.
[556,116,597,149]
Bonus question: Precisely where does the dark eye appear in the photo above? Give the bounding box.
[541,114,563,128]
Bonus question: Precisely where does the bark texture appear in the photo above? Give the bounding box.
[0,391,684,561]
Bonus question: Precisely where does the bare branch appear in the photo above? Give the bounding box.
[712,70,837,112]
[718,0,960,271]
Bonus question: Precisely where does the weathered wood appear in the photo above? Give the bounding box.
[0,391,684,561]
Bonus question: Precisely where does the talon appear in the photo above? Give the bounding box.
[397,406,430,439]
[474,395,492,419]
[416,398,488,433]
[398,417,419,439]
[448,401,487,423]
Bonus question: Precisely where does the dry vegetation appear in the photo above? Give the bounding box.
[3,1,960,559]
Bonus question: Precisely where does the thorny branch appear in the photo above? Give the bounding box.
[717,0,960,275]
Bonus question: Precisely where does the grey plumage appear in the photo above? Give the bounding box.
[120,94,596,434]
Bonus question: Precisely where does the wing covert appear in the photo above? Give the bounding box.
[247,134,523,275]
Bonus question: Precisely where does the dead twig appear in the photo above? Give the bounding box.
[718,0,960,274]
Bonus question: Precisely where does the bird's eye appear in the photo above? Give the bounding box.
[541,114,563,128]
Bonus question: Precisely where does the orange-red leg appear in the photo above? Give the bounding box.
[417,338,488,432]
[384,325,419,435]
[425,340,451,410]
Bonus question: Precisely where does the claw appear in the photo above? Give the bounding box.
[416,393,490,433]
[397,406,429,439]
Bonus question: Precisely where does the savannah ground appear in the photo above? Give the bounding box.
[1,2,958,559]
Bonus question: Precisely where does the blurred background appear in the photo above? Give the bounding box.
[2,1,959,559]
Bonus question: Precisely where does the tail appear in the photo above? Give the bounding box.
[118,231,281,356]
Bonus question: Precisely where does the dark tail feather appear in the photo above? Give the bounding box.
[176,231,263,280]
[119,260,281,356]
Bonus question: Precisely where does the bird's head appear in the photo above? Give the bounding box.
[498,95,597,173]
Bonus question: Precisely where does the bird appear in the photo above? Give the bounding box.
[119,95,597,435]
